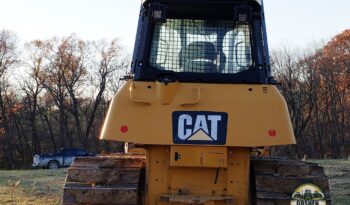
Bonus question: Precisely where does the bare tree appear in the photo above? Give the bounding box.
[83,39,129,150]
[59,36,88,147]
[0,30,18,168]
[20,40,47,154]
[38,37,71,148]
[271,30,350,159]
[271,47,316,157]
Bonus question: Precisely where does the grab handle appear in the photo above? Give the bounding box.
[129,83,151,105]
[181,87,201,107]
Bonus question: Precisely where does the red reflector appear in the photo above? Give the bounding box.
[120,125,129,133]
[268,129,277,137]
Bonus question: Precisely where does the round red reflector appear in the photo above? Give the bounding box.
[268,129,277,137]
[120,125,129,133]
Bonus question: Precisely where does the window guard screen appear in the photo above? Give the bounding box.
[150,19,253,74]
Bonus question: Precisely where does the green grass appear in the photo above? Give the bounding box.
[311,160,350,205]
[0,160,349,204]
[0,169,67,205]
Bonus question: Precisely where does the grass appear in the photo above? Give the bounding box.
[0,160,348,205]
[0,169,67,205]
[311,160,350,205]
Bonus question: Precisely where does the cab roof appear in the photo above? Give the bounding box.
[143,0,262,6]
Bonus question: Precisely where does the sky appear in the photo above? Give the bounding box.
[0,0,349,52]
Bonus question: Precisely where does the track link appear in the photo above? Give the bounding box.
[251,157,332,205]
[62,154,146,205]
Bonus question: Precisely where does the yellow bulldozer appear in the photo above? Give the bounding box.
[62,0,331,204]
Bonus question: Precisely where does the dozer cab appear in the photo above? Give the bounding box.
[63,0,331,204]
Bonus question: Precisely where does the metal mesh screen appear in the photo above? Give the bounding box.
[150,19,253,74]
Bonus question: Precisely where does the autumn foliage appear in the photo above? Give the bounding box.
[0,32,128,168]
[0,29,349,168]
[272,29,350,159]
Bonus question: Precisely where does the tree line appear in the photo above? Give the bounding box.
[271,30,349,159]
[0,29,349,169]
[0,31,128,168]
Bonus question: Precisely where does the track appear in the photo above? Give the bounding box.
[63,155,331,205]
[62,154,146,205]
[251,157,332,205]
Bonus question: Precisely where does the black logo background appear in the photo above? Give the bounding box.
[172,111,228,145]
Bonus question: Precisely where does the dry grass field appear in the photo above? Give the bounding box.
[0,169,67,205]
[313,160,350,205]
[0,160,348,205]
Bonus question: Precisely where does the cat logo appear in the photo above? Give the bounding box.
[172,111,228,145]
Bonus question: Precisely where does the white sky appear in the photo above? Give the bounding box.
[0,0,349,52]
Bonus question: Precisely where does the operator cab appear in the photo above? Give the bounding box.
[132,0,272,84]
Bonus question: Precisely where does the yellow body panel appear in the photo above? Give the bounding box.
[146,146,250,205]
[100,80,295,147]
[98,80,296,204]
[170,146,227,168]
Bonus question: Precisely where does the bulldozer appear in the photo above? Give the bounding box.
[62,0,331,204]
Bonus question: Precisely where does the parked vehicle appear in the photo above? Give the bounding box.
[33,148,96,169]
